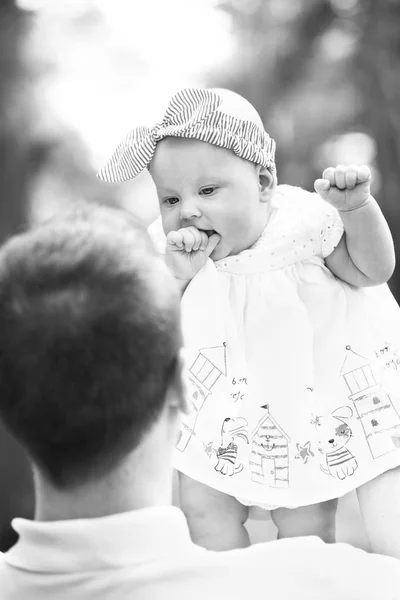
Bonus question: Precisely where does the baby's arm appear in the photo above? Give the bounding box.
[314,165,395,286]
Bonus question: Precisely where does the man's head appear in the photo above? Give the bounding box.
[0,204,183,489]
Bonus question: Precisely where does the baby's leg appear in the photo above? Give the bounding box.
[178,472,250,550]
[357,466,400,558]
[271,499,338,543]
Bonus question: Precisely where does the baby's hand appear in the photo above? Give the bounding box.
[314,165,371,212]
[165,226,221,282]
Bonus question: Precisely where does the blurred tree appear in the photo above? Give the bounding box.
[0,0,32,242]
[213,0,400,299]
[0,0,35,551]
[355,0,400,290]
[0,0,129,551]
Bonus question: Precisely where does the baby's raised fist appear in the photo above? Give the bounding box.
[314,164,371,212]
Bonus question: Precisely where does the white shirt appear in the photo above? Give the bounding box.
[1,506,399,599]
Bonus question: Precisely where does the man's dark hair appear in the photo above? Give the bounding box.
[0,204,181,488]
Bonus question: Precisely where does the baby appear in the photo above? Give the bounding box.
[98,88,400,557]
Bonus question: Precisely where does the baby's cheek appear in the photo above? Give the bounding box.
[160,213,176,236]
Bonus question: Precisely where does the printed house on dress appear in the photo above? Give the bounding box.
[341,345,400,459]
[249,404,290,488]
[176,345,227,453]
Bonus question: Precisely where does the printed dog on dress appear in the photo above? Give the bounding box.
[316,406,358,480]
[214,417,249,476]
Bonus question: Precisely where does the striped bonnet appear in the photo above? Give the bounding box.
[97,87,276,183]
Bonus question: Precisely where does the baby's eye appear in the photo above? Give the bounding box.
[164,197,179,206]
[199,186,217,197]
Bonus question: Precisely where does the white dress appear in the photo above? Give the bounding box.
[149,184,400,509]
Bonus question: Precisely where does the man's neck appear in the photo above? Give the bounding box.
[34,442,174,521]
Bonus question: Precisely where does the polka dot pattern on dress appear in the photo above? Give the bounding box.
[214,184,344,274]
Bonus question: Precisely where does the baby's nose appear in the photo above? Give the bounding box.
[180,197,201,221]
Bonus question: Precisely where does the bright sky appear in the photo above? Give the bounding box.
[18,0,234,168]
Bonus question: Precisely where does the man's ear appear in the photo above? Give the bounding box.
[166,348,191,415]
[258,166,276,203]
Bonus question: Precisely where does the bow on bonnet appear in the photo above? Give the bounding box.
[97,88,276,183]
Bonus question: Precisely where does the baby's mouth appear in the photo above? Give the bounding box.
[197,227,217,238]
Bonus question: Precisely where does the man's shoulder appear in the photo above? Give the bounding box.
[191,537,400,598]
[1,539,399,600]
[132,537,400,600]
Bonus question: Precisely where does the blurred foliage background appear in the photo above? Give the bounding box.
[1,0,400,550]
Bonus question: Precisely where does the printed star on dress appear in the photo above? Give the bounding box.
[295,441,314,464]
[203,441,216,459]
[310,415,322,428]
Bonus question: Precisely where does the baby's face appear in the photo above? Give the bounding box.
[150,138,269,261]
